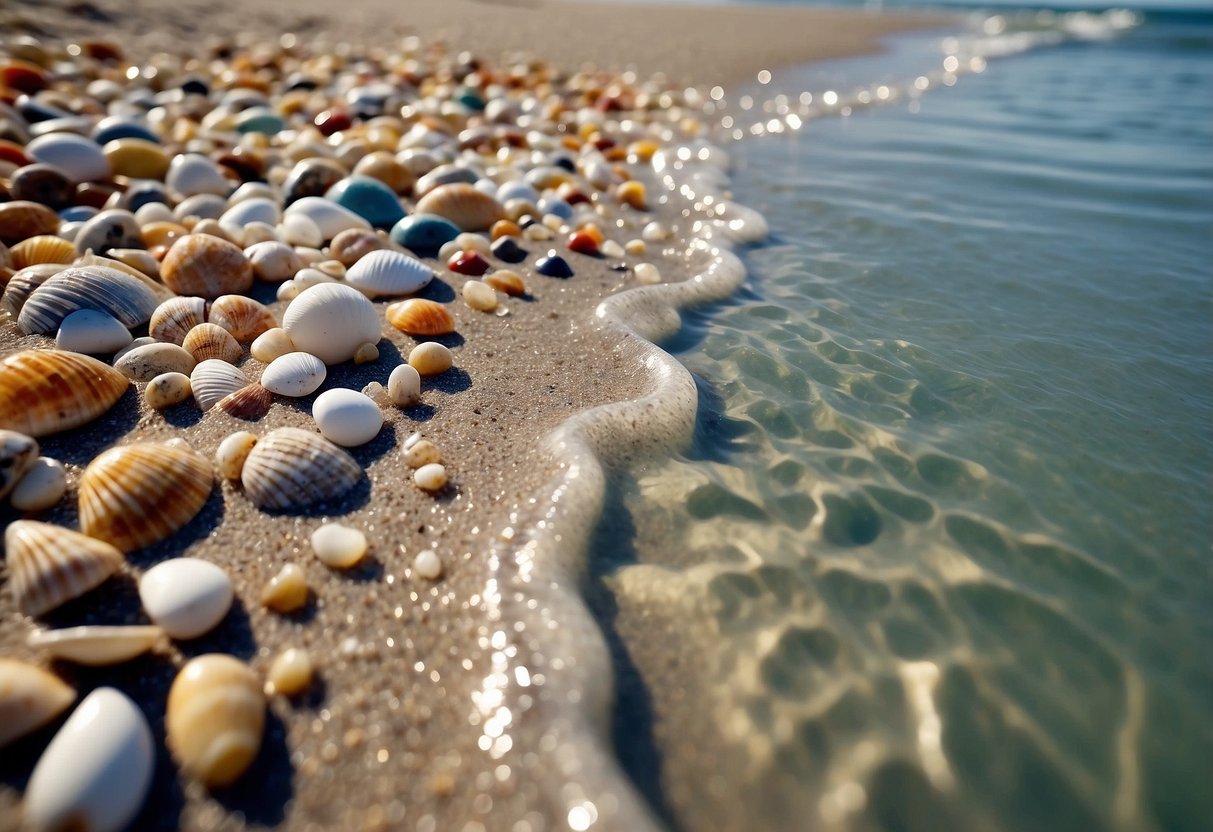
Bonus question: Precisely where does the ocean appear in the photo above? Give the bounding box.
[588,5,1213,831]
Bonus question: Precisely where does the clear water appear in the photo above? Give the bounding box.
[593,10,1213,832]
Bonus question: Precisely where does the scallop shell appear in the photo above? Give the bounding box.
[150,296,208,345]
[191,359,250,411]
[386,298,456,336]
[1,263,64,318]
[344,249,435,298]
[281,282,382,365]
[241,427,363,511]
[414,183,506,232]
[161,234,254,299]
[27,625,163,665]
[261,351,326,397]
[208,294,276,342]
[0,659,75,749]
[1,428,39,500]
[78,441,214,552]
[167,654,265,788]
[0,350,130,437]
[16,265,161,335]
[215,383,273,421]
[182,322,243,364]
[4,520,126,617]
[9,235,76,270]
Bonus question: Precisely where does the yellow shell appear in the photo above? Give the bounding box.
[385,298,456,336]
[414,183,506,232]
[4,520,126,617]
[166,654,265,788]
[78,441,214,552]
[0,350,130,438]
[149,296,208,345]
[208,295,277,342]
[182,322,242,364]
[160,234,253,299]
[215,383,272,421]
[8,235,76,270]
[0,658,75,749]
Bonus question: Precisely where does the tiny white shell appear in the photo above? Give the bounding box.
[387,363,421,407]
[282,282,382,365]
[343,249,434,298]
[312,388,383,447]
[27,625,163,665]
[261,352,327,397]
[56,309,134,354]
[311,523,368,568]
[9,457,67,512]
[138,558,233,640]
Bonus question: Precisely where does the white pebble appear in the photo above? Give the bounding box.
[9,457,67,512]
[138,558,233,640]
[312,388,383,446]
[414,463,447,492]
[311,523,367,569]
[412,549,443,580]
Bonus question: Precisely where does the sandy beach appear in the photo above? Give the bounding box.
[1,1,945,830]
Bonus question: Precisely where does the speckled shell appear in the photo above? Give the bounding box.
[16,265,161,335]
[160,234,254,299]
[4,520,126,617]
[215,383,272,421]
[281,282,381,365]
[182,322,242,364]
[167,654,265,788]
[241,427,362,511]
[191,359,250,412]
[414,183,506,231]
[208,295,276,342]
[0,350,130,437]
[0,658,75,748]
[386,298,456,336]
[8,235,76,270]
[78,441,214,552]
[344,249,435,298]
[1,263,64,319]
[150,296,208,345]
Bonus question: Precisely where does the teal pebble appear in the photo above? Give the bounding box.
[390,213,461,257]
[326,175,406,228]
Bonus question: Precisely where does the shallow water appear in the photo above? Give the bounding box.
[593,12,1213,832]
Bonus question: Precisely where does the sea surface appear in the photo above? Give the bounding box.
[589,5,1213,831]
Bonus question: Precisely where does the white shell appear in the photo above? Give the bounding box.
[311,523,368,568]
[25,688,154,832]
[139,558,233,640]
[56,309,133,354]
[261,352,327,397]
[282,282,381,365]
[283,197,370,241]
[27,133,112,184]
[10,457,67,512]
[219,197,281,236]
[27,625,163,665]
[343,249,434,298]
[387,363,421,407]
[312,388,383,447]
[166,153,231,199]
[191,359,250,411]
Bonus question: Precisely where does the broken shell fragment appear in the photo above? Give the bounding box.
[27,625,163,665]
[166,654,265,788]
[0,659,75,749]
[386,298,455,336]
[4,520,126,617]
[311,522,368,568]
[139,558,233,640]
[240,427,362,511]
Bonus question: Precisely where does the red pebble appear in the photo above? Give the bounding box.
[315,109,352,137]
[448,250,491,276]
[566,230,600,256]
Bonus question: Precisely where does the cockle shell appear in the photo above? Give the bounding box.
[78,441,213,552]
[261,351,326,397]
[167,654,265,788]
[1,428,39,500]
[9,235,76,270]
[191,359,250,411]
[182,322,243,364]
[161,234,254,298]
[240,427,362,511]
[344,248,435,298]
[150,296,208,345]
[17,265,161,335]
[414,183,506,231]
[208,294,276,342]
[386,298,456,336]
[140,559,233,640]
[0,350,130,437]
[282,282,382,365]
[215,383,273,421]
[0,658,75,748]
[4,520,126,616]
[56,309,134,354]
[27,625,163,665]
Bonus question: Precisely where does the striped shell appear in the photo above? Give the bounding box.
[160,234,254,299]
[27,625,163,665]
[9,235,76,270]
[344,249,435,298]
[0,350,130,438]
[167,654,265,787]
[150,296,208,345]
[215,384,272,421]
[182,323,242,364]
[1,263,64,318]
[414,183,506,232]
[16,265,161,335]
[79,441,214,552]
[386,298,456,336]
[4,520,126,617]
[191,359,250,412]
[241,427,363,511]
[208,295,276,342]
[0,658,75,749]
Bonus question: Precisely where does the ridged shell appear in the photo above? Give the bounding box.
[215,383,272,421]
[167,654,265,788]
[208,295,276,342]
[27,625,163,665]
[191,359,250,411]
[0,350,130,437]
[281,282,382,365]
[0,658,75,749]
[344,249,435,298]
[150,296,208,345]
[241,427,362,511]
[182,322,242,364]
[161,234,254,299]
[386,298,456,336]
[4,520,126,617]
[1,263,64,318]
[1,429,39,500]
[9,235,76,270]
[16,265,161,335]
[261,351,326,397]
[414,183,506,232]
[78,441,214,552]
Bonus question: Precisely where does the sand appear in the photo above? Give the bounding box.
[0,1,947,830]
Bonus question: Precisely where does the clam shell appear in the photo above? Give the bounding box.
[167,655,265,788]
[27,625,163,665]
[282,282,382,365]
[16,265,161,335]
[0,350,130,437]
[9,235,76,269]
[78,441,214,552]
[150,296,208,345]
[191,358,250,411]
[1,428,39,500]
[241,427,363,511]
[4,520,126,617]
[344,249,435,298]
[386,298,456,336]
[0,658,75,748]
[215,383,273,421]
[261,351,326,397]
[208,294,276,342]
[414,183,506,232]
[182,322,242,364]
[1,263,64,318]
[161,234,254,299]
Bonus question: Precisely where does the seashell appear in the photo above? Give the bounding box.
[139,558,233,639]
[17,265,160,335]
[106,247,161,279]
[413,548,443,579]
[9,164,73,210]
[246,240,302,282]
[326,175,405,228]
[415,183,506,232]
[182,322,243,364]
[10,456,67,511]
[311,523,367,568]
[26,132,111,184]
[161,234,254,299]
[386,298,456,336]
[150,296,208,345]
[73,208,144,256]
[9,235,75,270]
[261,351,326,397]
[1,428,40,500]
[241,427,363,511]
[0,659,75,748]
[25,687,154,832]
[312,389,383,447]
[218,197,281,237]
[0,350,130,437]
[56,308,133,354]
[4,520,125,616]
[484,269,526,296]
[27,625,163,665]
[215,431,257,480]
[408,341,454,376]
[389,212,460,257]
[190,359,250,412]
[2,263,64,318]
[344,249,435,298]
[215,383,273,421]
[251,327,296,363]
[115,342,196,382]
[282,282,381,365]
[208,294,276,342]
[0,200,60,245]
[261,563,308,612]
[329,227,388,267]
[166,153,232,199]
[414,463,448,492]
[166,654,265,788]
[145,371,193,409]
[79,441,213,552]
[103,137,170,179]
[266,648,313,697]
[283,197,371,242]
[387,363,421,407]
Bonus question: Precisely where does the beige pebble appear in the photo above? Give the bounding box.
[413,463,447,492]
[634,262,661,284]
[404,439,441,468]
[250,327,296,363]
[215,431,258,480]
[145,371,192,409]
[261,563,308,613]
[461,280,497,313]
[9,457,67,512]
[265,648,313,697]
[407,342,452,377]
[311,523,367,568]
[353,341,379,365]
[413,549,443,580]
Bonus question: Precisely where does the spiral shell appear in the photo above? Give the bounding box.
[16,265,161,335]
[182,322,242,364]
[150,296,208,345]
[414,183,506,232]
[161,234,254,299]
[208,294,276,342]
[0,350,130,437]
[0,658,75,749]
[191,359,250,412]
[344,249,435,298]
[386,298,456,336]
[167,654,265,788]
[241,427,363,511]
[4,520,126,617]
[8,235,76,270]
[78,441,214,552]
[282,282,382,365]
[215,383,273,421]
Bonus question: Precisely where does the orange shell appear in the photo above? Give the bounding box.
[0,350,130,438]
[386,298,456,336]
[161,234,254,299]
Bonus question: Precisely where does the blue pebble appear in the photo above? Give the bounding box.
[326,175,406,229]
[390,213,461,257]
[535,252,574,278]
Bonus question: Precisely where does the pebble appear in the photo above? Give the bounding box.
[266,648,314,697]
[412,549,443,580]
[139,558,234,640]
[311,523,368,568]
[408,342,453,376]
[414,463,448,492]
[56,309,133,354]
[261,564,309,613]
[9,457,66,512]
[312,388,383,446]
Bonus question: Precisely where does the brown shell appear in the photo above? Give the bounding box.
[0,200,60,246]
[150,296,208,345]
[8,235,76,270]
[484,270,527,297]
[182,322,243,364]
[161,234,254,299]
[414,183,506,232]
[208,295,277,342]
[215,383,272,421]
[0,350,130,438]
[4,520,126,617]
[385,298,456,336]
[78,441,214,552]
